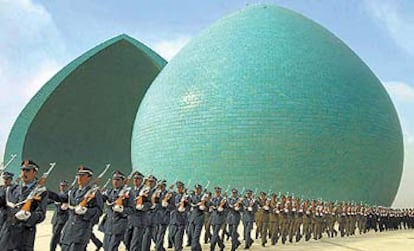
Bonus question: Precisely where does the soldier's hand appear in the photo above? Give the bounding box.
[75,205,88,215]
[113,205,124,213]
[15,210,31,221]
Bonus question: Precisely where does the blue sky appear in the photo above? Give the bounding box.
[1,0,413,206]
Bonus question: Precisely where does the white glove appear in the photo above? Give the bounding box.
[199,205,206,211]
[178,207,186,213]
[113,205,124,213]
[218,207,224,212]
[61,203,69,211]
[248,206,253,212]
[234,206,240,211]
[136,204,144,210]
[75,205,88,215]
[15,210,31,221]
[162,201,169,208]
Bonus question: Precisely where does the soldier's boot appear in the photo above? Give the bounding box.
[305,233,311,241]
[296,233,302,242]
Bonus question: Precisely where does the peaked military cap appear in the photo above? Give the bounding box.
[77,165,93,176]
[59,180,69,186]
[231,188,238,193]
[145,175,156,182]
[194,184,202,189]
[2,171,14,179]
[132,171,144,179]
[246,189,253,194]
[176,181,184,187]
[112,170,125,180]
[157,179,167,186]
[21,160,39,171]
[214,186,221,192]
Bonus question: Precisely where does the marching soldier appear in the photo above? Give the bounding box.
[188,184,206,251]
[269,194,280,245]
[169,181,189,251]
[101,170,129,251]
[154,180,171,251]
[0,171,15,227]
[241,189,257,249]
[124,171,146,251]
[0,160,49,251]
[210,186,227,251]
[48,180,69,251]
[226,188,242,251]
[203,191,213,244]
[60,165,104,251]
[142,175,157,251]
[261,197,271,246]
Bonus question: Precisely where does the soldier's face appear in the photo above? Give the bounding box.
[177,186,184,193]
[195,187,201,194]
[3,177,12,186]
[20,168,36,184]
[133,178,142,187]
[112,178,122,188]
[77,174,91,187]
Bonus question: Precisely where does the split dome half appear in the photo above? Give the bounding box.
[4,5,403,205]
[131,5,403,205]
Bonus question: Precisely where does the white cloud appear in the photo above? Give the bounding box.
[363,0,414,54]
[0,0,67,161]
[384,81,414,207]
[151,35,191,61]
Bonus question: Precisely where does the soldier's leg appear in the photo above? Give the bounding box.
[204,217,212,244]
[124,226,133,251]
[168,224,175,248]
[50,223,64,251]
[261,222,269,246]
[61,243,87,251]
[130,226,145,251]
[103,233,110,251]
[229,223,241,251]
[210,224,220,251]
[142,225,153,251]
[90,232,103,250]
[173,225,185,251]
[107,234,124,251]
[191,223,203,251]
[155,224,168,251]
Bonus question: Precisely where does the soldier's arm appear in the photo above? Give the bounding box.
[48,190,68,203]
[25,191,48,227]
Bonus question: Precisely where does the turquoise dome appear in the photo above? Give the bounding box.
[131,5,403,205]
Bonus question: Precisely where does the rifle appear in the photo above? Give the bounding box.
[78,163,111,207]
[68,175,78,190]
[100,178,111,193]
[0,154,17,174]
[20,162,56,213]
[115,170,135,207]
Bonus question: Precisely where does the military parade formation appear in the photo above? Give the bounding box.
[0,159,413,251]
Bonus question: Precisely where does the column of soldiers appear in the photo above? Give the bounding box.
[0,159,414,251]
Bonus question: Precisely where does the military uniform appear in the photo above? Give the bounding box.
[241,190,257,249]
[210,187,226,251]
[0,172,15,228]
[60,166,104,251]
[48,181,69,251]
[226,189,242,251]
[101,171,129,251]
[188,184,206,251]
[0,161,48,251]
[154,182,171,251]
[168,181,188,251]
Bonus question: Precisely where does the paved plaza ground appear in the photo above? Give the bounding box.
[35,211,414,251]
